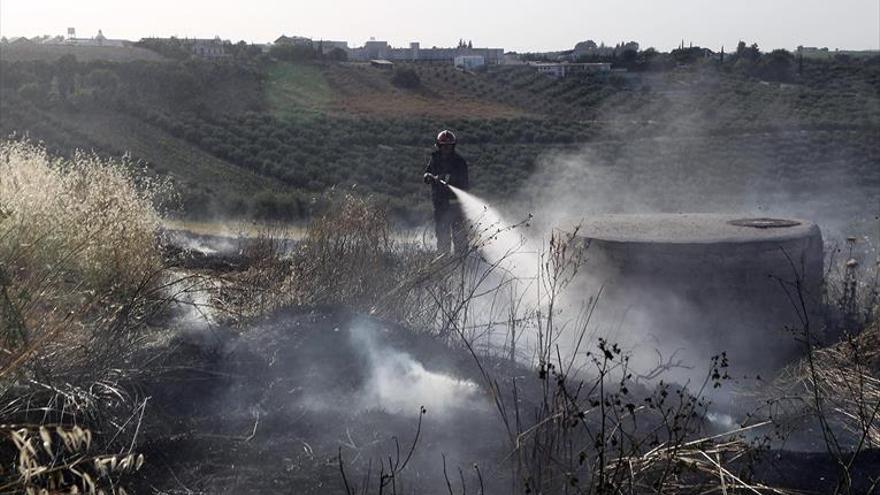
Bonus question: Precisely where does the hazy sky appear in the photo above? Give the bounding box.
[1,0,878,52]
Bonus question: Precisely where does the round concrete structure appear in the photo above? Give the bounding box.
[570,214,824,374]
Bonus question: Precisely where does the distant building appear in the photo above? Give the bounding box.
[275,35,314,47]
[797,46,829,54]
[190,36,227,58]
[265,35,505,64]
[348,39,503,64]
[41,35,67,44]
[65,29,127,47]
[361,39,390,59]
[533,62,566,78]
[454,55,485,70]
[502,53,526,65]
[18,29,131,47]
[700,47,720,60]
[530,61,612,78]
[317,40,348,53]
[136,35,230,59]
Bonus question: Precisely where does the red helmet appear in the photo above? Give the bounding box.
[436,130,456,146]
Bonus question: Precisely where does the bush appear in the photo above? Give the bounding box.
[269,44,316,62]
[0,140,164,491]
[291,192,402,308]
[0,140,165,291]
[391,67,421,89]
[16,82,44,102]
[326,47,349,62]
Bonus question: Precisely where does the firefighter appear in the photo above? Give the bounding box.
[423,130,469,255]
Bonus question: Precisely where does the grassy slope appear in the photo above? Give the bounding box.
[2,57,878,222]
[265,62,335,118]
[266,61,529,119]
[67,112,283,194]
[89,114,280,193]
[0,42,167,62]
[1,83,282,208]
[266,61,879,126]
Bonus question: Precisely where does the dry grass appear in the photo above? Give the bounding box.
[210,224,298,321]
[0,140,162,492]
[1,424,144,494]
[752,248,880,494]
[0,140,165,292]
[286,191,496,335]
[169,192,442,328]
[0,139,171,376]
[771,322,880,446]
[604,422,786,494]
[291,192,414,309]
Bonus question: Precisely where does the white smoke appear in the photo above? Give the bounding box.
[350,326,488,417]
[167,269,217,330]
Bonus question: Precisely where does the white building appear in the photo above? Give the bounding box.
[65,29,127,47]
[533,62,566,77]
[530,61,612,78]
[274,35,313,47]
[502,53,526,65]
[348,39,503,64]
[191,37,227,58]
[454,55,485,70]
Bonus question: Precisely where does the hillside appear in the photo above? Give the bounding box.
[1,53,878,222]
[0,41,167,62]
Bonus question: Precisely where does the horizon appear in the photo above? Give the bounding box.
[1,0,878,53]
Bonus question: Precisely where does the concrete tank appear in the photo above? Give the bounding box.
[571,214,824,374]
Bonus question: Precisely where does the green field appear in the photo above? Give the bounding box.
[265,62,335,118]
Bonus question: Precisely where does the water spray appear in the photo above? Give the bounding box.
[447,184,537,281]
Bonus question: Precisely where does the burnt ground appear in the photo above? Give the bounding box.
[128,302,880,494]
[751,450,880,493]
[132,234,880,493]
[133,306,514,494]
[160,228,281,272]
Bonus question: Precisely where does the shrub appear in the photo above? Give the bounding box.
[16,82,44,102]
[0,140,163,492]
[269,44,316,62]
[326,47,349,62]
[291,192,402,308]
[391,67,421,89]
[0,140,165,291]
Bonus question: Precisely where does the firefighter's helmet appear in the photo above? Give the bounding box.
[436,130,457,146]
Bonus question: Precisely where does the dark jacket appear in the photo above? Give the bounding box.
[424,150,469,206]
